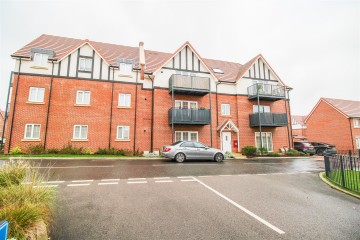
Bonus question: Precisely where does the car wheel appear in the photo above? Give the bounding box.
[214,153,224,162]
[175,153,186,163]
[316,149,324,156]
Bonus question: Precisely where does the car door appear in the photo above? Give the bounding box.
[193,142,212,159]
[180,141,196,159]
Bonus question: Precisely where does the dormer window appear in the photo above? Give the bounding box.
[116,58,134,74]
[33,53,48,66]
[79,58,93,72]
[212,68,224,74]
[119,63,132,74]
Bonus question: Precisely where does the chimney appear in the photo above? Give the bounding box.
[139,41,145,80]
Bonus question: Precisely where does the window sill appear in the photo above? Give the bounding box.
[118,74,133,78]
[117,106,131,109]
[115,139,130,142]
[221,115,231,117]
[21,139,41,142]
[30,66,48,70]
[74,104,91,107]
[26,101,45,105]
[71,139,88,142]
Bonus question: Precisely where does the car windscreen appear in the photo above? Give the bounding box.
[194,142,206,148]
[171,141,183,146]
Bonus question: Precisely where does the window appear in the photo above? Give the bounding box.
[221,104,230,116]
[181,142,195,148]
[79,58,93,71]
[253,105,270,113]
[175,131,198,141]
[118,94,131,107]
[175,100,198,109]
[24,124,41,139]
[255,132,273,152]
[33,53,48,66]
[119,63,133,74]
[194,142,206,148]
[28,87,45,103]
[73,125,88,140]
[117,126,130,140]
[76,91,91,105]
[354,119,359,128]
[212,68,224,74]
[356,137,360,149]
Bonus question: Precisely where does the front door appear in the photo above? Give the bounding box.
[222,132,232,153]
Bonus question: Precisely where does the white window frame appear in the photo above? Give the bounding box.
[175,131,198,142]
[354,119,359,128]
[116,126,130,140]
[356,137,360,149]
[175,100,198,109]
[221,104,230,116]
[33,53,48,66]
[119,63,133,74]
[118,94,131,107]
[24,124,41,140]
[73,125,88,140]
[255,132,273,152]
[253,105,270,113]
[28,87,45,103]
[76,90,91,105]
[79,58,93,72]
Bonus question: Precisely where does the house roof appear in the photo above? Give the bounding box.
[0,110,4,120]
[11,34,278,83]
[291,115,306,125]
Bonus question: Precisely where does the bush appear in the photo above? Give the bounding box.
[143,152,159,158]
[0,160,27,187]
[27,144,45,154]
[225,152,235,159]
[10,146,23,155]
[59,143,83,155]
[285,149,307,156]
[47,148,59,154]
[124,149,134,157]
[117,149,126,156]
[257,147,268,155]
[241,146,257,157]
[84,148,93,155]
[133,148,143,157]
[267,152,281,157]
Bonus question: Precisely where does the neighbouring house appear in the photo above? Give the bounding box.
[0,110,4,142]
[305,98,360,151]
[291,115,307,141]
[4,34,293,154]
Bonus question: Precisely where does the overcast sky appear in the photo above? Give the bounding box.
[0,0,359,116]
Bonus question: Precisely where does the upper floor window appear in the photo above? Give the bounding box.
[118,94,131,107]
[175,100,198,109]
[33,53,48,66]
[79,58,93,72]
[119,63,132,74]
[76,90,91,105]
[73,125,88,140]
[24,124,41,139]
[354,119,359,128]
[28,87,45,103]
[253,105,270,113]
[221,104,230,116]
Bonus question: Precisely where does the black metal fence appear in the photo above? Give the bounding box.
[324,150,360,193]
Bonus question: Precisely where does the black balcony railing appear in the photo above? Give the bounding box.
[168,108,211,125]
[247,83,286,101]
[169,74,210,95]
[249,113,288,127]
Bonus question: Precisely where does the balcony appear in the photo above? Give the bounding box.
[168,108,211,125]
[249,113,288,127]
[169,74,210,96]
[247,83,286,101]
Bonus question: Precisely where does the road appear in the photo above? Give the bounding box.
[23,157,360,239]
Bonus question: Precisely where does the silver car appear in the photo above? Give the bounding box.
[162,141,226,163]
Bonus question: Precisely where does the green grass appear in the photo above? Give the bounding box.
[0,154,151,158]
[327,170,360,193]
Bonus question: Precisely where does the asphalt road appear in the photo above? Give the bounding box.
[16,157,360,239]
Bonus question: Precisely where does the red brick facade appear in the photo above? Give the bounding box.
[4,74,292,153]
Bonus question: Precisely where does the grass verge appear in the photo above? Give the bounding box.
[0,154,150,159]
[320,172,360,199]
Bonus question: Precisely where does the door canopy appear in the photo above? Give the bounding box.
[217,120,239,133]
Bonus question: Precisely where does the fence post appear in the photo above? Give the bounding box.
[324,154,330,178]
[349,150,353,171]
[340,155,346,187]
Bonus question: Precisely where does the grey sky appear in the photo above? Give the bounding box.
[0,0,359,116]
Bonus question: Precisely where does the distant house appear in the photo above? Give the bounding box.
[291,115,307,141]
[305,98,360,151]
[0,110,4,142]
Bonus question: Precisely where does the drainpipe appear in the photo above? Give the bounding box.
[1,72,14,150]
[348,118,355,152]
[43,61,55,149]
[285,87,293,149]
[209,78,212,147]
[133,70,139,154]
[257,83,263,151]
[108,67,116,149]
[148,74,155,152]
[7,59,22,153]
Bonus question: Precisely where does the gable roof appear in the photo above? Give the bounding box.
[11,34,280,83]
[0,110,5,120]
[305,98,360,122]
[291,115,306,125]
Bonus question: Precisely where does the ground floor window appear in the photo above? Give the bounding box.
[117,126,130,140]
[255,132,273,152]
[175,131,198,142]
[24,124,41,139]
[356,137,360,149]
[73,125,88,140]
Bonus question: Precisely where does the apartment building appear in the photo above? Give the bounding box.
[3,34,292,154]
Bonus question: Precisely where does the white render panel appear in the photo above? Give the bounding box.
[79,44,93,56]
[217,84,236,95]
[142,79,153,89]
[78,72,91,78]
[101,61,109,80]
[59,57,68,76]
[93,54,101,79]
[15,59,54,75]
[69,51,78,77]
[236,78,253,95]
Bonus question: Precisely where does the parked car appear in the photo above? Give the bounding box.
[294,142,316,155]
[310,142,337,155]
[162,141,226,163]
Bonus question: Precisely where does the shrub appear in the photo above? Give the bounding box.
[84,148,93,155]
[257,147,268,155]
[47,148,59,154]
[27,144,45,155]
[124,149,134,157]
[225,152,235,159]
[284,149,307,156]
[117,149,126,156]
[143,152,159,158]
[0,160,27,187]
[10,146,23,155]
[133,148,143,157]
[95,148,108,155]
[241,146,257,157]
[59,143,84,155]
[267,152,281,157]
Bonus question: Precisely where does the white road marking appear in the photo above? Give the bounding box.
[152,164,219,166]
[128,178,146,181]
[67,183,90,187]
[244,163,288,165]
[98,182,119,185]
[256,174,268,176]
[177,176,194,178]
[101,179,120,181]
[154,177,170,180]
[219,175,232,177]
[181,179,196,182]
[31,165,114,169]
[42,181,64,184]
[72,180,94,183]
[198,175,213,178]
[155,180,173,183]
[127,181,147,184]
[194,177,285,235]
[33,185,58,188]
